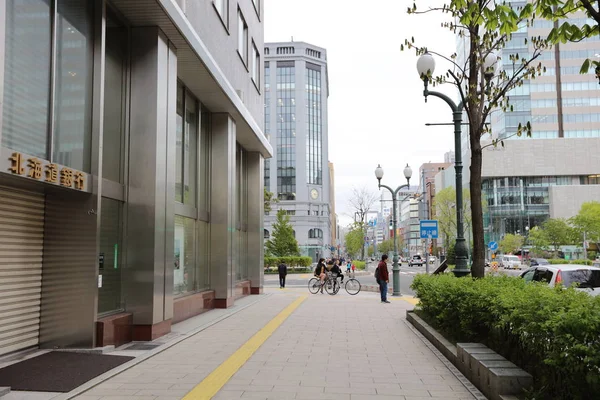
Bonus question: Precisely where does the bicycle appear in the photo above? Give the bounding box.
[308,272,361,296]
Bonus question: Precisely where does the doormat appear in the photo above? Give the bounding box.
[0,351,133,392]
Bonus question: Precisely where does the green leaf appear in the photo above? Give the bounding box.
[580,58,591,74]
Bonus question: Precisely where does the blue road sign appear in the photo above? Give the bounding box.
[489,241,498,251]
[420,220,439,239]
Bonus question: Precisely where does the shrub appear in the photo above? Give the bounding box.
[263,256,312,269]
[411,274,600,399]
[353,261,366,270]
[548,258,592,266]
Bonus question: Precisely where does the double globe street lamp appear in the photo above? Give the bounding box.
[374,163,412,296]
[416,51,497,277]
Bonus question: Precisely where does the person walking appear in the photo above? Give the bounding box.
[346,260,351,273]
[278,261,288,289]
[377,254,390,303]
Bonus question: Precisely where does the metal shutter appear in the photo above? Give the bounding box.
[0,187,45,356]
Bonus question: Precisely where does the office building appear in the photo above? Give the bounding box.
[0,0,269,356]
[453,5,600,245]
[263,41,332,261]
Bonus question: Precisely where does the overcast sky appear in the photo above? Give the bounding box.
[264,0,458,227]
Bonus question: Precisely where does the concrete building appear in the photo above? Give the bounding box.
[329,161,337,249]
[480,10,600,244]
[0,0,269,356]
[263,41,332,261]
[418,163,452,221]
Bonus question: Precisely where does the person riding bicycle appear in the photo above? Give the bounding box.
[330,259,344,284]
[314,258,327,292]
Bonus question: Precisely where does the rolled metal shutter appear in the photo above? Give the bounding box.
[0,187,45,356]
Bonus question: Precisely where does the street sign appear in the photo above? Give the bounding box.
[489,241,499,251]
[420,220,438,239]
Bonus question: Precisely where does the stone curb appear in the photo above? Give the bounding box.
[0,387,10,398]
[407,311,532,400]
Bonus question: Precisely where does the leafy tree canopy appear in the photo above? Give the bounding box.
[499,233,525,254]
[571,201,600,242]
[266,209,300,257]
[345,223,365,259]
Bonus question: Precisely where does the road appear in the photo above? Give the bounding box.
[265,263,526,296]
[265,262,432,296]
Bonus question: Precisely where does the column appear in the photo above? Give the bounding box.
[210,114,236,308]
[124,27,177,340]
[246,152,264,294]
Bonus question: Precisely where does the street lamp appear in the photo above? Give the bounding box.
[374,163,412,296]
[416,51,497,277]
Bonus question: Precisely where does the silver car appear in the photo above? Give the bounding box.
[519,264,600,296]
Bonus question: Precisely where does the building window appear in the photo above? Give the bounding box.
[306,64,322,185]
[276,62,296,198]
[175,84,199,205]
[309,228,323,239]
[213,0,228,28]
[264,62,271,189]
[237,9,248,66]
[235,144,248,282]
[251,42,260,88]
[3,0,94,171]
[264,229,270,239]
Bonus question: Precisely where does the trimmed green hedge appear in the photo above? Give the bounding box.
[411,274,600,399]
[264,256,312,268]
[547,258,593,266]
[353,261,366,270]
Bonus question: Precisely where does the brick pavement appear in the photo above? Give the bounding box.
[67,288,480,400]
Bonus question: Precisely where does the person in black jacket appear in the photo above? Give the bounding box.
[278,262,288,289]
[330,259,344,284]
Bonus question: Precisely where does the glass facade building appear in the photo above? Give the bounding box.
[0,0,269,356]
[263,42,333,261]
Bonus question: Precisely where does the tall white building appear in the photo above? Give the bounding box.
[263,42,332,261]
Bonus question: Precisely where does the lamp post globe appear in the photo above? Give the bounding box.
[375,164,384,181]
[403,164,413,181]
[484,52,498,72]
[417,52,436,80]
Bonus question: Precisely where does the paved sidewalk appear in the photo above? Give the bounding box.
[62,288,479,400]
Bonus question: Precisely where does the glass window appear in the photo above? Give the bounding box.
[2,0,52,158]
[237,9,248,64]
[174,216,196,296]
[184,92,197,206]
[102,8,127,183]
[53,0,94,172]
[251,42,260,86]
[175,85,184,202]
[214,0,227,23]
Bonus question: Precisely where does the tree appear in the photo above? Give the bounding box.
[404,1,549,277]
[344,223,364,259]
[499,233,525,254]
[528,226,550,256]
[434,187,474,252]
[265,209,299,257]
[378,239,394,254]
[571,201,600,244]
[535,0,600,76]
[264,188,278,214]
[541,218,576,257]
[347,186,378,260]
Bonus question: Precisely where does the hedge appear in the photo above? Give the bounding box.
[353,261,366,270]
[411,274,600,399]
[264,256,312,268]
[547,258,593,266]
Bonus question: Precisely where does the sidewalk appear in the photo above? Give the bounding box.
[39,288,481,400]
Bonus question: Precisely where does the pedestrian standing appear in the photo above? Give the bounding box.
[377,254,390,303]
[278,261,288,289]
[351,262,356,273]
[346,260,351,273]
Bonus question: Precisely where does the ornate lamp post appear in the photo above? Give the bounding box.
[416,52,497,277]
[374,164,412,296]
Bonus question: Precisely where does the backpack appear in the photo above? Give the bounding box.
[374,266,380,283]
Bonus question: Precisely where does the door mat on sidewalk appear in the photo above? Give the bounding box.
[0,351,133,392]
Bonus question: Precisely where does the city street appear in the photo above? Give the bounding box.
[265,262,435,297]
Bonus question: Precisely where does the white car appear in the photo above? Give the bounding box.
[519,265,600,296]
[428,256,436,264]
[500,255,522,269]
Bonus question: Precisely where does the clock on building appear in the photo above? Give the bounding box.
[310,189,319,200]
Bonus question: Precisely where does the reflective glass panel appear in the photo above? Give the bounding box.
[53,0,94,171]
[2,0,52,157]
[174,215,196,296]
[184,92,197,206]
[175,85,184,202]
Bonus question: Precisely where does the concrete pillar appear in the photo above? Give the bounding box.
[124,27,177,340]
[246,152,264,294]
[210,114,236,308]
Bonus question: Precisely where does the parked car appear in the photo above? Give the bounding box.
[529,258,549,267]
[428,256,436,264]
[409,255,424,267]
[500,255,522,269]
[519,265,600,296]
